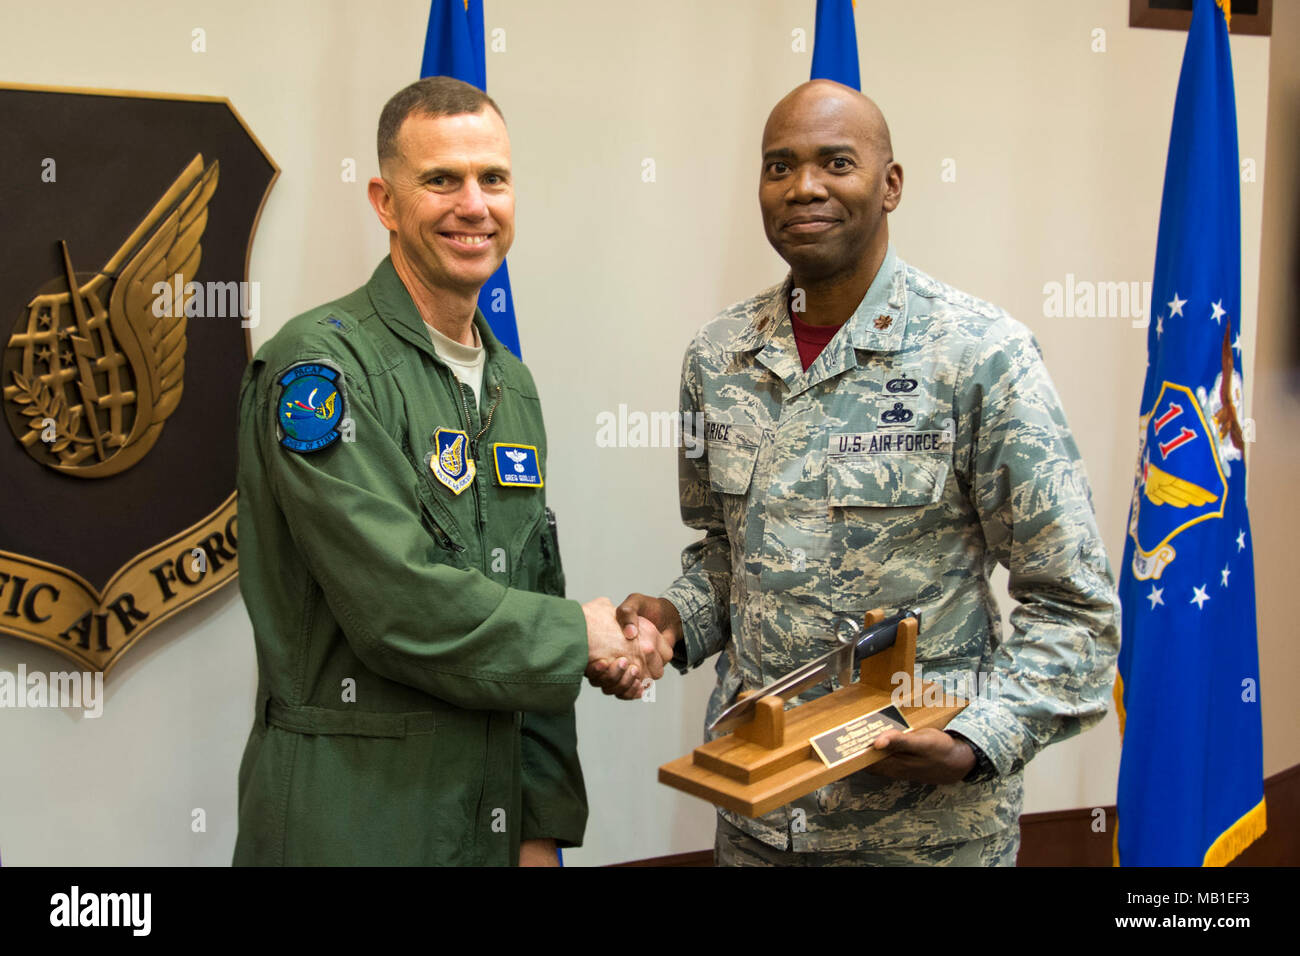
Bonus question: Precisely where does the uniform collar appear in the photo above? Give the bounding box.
[844,244,909,352]
[728,244,909,355]
[728,245,910,395]
[366,255,512,371]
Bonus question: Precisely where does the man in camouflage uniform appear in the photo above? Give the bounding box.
[603,81,1121,865]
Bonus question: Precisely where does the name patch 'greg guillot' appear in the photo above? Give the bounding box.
[492,443,542,487]
[828,430,951,456]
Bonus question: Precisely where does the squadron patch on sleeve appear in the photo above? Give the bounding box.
[277,362,346,453]
[431,427,476,494]
[492,443,542,488]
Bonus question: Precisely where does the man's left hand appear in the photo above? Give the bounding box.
[519,838,560,867]
[867,729,976,784]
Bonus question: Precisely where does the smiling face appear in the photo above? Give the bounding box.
[369,107,514,296]
[759,82,901,284]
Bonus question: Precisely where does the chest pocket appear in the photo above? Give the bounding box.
[826,453,948,507]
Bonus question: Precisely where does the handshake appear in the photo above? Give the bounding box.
[581,594,683,700]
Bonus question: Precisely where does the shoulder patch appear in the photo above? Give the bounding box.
[276,361,347,453]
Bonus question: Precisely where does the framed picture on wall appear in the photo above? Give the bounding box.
[1130,0,1273,35]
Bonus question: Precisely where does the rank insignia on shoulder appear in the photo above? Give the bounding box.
[278,362,345,453]
[431,427,476,494]
[492,443,542,488]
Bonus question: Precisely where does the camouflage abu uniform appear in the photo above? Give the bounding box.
[663,245,1121,856]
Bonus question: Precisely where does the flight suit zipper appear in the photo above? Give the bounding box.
[453,379,504,560]
[544,507,560,566]
[537,507,565,597]
[453,380,486,546]
[454,378,475,439]
[460,381,503,459]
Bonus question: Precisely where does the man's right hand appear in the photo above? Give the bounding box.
[583,597,658,700]
[583,594,683,699]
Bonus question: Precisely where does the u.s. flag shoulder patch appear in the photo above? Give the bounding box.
[492,443,542,488]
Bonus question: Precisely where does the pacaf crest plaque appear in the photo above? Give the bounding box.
[0,85,277,673]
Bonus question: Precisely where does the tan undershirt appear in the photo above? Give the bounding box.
[425,321,485,408]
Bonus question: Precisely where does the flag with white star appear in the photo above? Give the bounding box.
[1115,0,1264,866]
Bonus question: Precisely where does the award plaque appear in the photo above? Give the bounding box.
[659,608,968,817]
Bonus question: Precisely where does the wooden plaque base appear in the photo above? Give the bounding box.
[658,611,967,818]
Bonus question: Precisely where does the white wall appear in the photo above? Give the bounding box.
[0,0,1272,865]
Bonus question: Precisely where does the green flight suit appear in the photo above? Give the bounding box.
[232,257,589,866]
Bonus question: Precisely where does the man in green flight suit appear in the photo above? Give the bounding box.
[233,76,663,866]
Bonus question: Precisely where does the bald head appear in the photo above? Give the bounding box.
[757,80,902,289]
[762,80,892,162]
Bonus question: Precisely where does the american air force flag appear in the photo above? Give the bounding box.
[810,0,860,90]
[1115,0,1264,866]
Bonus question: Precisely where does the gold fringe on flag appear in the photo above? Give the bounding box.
[1113,800,1267,867]
[1113,669,1127,736]
[1203,798,1266,866]
[1216,0,1231,32]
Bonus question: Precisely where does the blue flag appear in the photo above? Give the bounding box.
[421,0,522,358]
[810,0,860,89]
[1115,0,1265,867]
